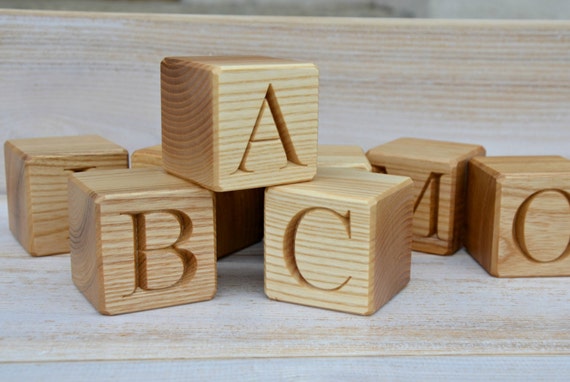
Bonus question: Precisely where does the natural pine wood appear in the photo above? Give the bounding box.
[265,167,413,315]
[131,144,264,258]
[68,167,216,315]
[4,135,128,256]
[466,156,570,277]
[131,144,163,167]
[366,138,485,255]
[161,56,319,191]
[317,145,372,171]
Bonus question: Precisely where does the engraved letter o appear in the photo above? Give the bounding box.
[513,189,570,263]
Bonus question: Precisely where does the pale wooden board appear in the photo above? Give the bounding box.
[1,195,569,378]
[2,357,570,382]
[2,10,570,193]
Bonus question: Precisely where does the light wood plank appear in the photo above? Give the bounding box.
[1,11,570,193]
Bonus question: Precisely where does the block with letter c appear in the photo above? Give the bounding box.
[264,168,414,315]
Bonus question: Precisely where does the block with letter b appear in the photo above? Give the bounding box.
[4,135,128,256]
[69,168,216,315]
[264,168,414,315]
[366,137,486,255]
[161,56,319,191]
[466,156,570,277]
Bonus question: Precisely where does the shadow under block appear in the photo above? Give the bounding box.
[161,56,319,192]
[264,167,414,315]
[68,168,216,315]
[131,144,264,258]
[465,156,570,277]
[366,137,486,255]
[317,145,372,171]
[4,135,128,256]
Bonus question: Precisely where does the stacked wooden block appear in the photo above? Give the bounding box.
[4,56,569,317]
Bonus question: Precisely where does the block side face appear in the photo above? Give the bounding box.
[465,160,499,274]
[214,64,319,191]
[96,184,217,315]
[215,188,264,258]
[161,59,216,189]
[4,141,33,254]
[369,181,413,315]
[69,177,102,311]
[495,174,570,277]
[264,187,372,315]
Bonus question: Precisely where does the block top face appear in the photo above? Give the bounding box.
[367,137,485,166]
[318,145,372,171]
[268,167,412,204]
[162,56,316,72]
[471,156,570,178]
[71,168,207,200]
[5,135,127,161]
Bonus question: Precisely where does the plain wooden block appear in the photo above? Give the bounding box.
[161,56,319,192]
[264,167,414,315]
[4,135,128,256]
[68,168,216,315]
[317,145,372,171]
[466,156,570,277]
[366,137,486,255]
[131,144,264,258]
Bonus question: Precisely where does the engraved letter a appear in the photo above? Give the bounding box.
[235,84,306,173]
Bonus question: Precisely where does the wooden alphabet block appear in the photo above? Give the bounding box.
[68,168,216,315]
[4,135,128,256]
[131,144,264,258]
[466,156,570,277]
[317,145,372,171]
[264,167,414,315]
[161,56,319,191]
[366,137,486,255]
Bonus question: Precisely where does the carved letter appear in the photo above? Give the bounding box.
[513,189,570,263]
[236,84,305,173]
[124,209,197,296]
[283,207,352,291]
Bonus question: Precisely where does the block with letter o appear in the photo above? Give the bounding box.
[466,156,570,277]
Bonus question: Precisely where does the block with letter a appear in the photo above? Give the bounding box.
[68,168,216,315]
[161,56,319,191]
[366,137,486,255]
[264,168,414,315]
[466,156,570,277]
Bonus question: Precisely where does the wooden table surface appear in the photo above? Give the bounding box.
[1,195,569,380]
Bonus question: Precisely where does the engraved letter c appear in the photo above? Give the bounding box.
[283,207,352,291]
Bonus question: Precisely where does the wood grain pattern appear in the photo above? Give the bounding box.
[265,167,413,315]
[68,168,216,315]
[131,144,264,258]
[2,194,569,377]
[4,135,128,256]
[317,144,372,171]
[466,156,570,277]
[367,137,485,255]
[161,56,318,191]
[2,11,570,197]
